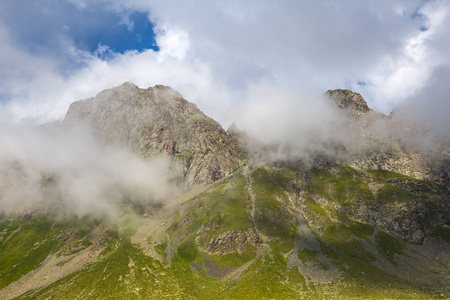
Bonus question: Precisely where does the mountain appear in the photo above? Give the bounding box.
[65,82,244,187]
[0,84,449,299]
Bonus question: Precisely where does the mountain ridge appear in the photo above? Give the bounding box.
[0,83,449,299]
[65,82,244,187]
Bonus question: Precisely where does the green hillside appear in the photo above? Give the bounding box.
[1,164,449,299]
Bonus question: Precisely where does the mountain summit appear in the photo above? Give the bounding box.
[326,89,371,117]
[65,82,243,187]
[0,83,449,299]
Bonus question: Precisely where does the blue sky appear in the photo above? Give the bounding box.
[0,0,449,138]
[0,1,158,67]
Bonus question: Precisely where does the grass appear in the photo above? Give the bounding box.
[347,221,374,239]
[367,169,449,204]
[6,209,447,300]
[305,166,374,206]
[375,184,425,204]
[0,214,99,289]
[3,163,449,299]
[375,231,406,265]
[297,248,320,264]
[207,245,256,268]
[304,197,332,228]
[432,226,450,245]
[367,169,412,181]
[154,240,168,257]
[251,167,297,253]
[321,223,376,261]
[177,235,200,263]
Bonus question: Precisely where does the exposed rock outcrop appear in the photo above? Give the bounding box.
[326,89,370,117]
[326,89,450,183]
[65,83,244,187]
[196,229,262,256]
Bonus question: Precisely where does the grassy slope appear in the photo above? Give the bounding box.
[1,164,449,299]
[0,215,97,290]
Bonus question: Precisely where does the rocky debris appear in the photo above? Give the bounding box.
[0,223,108,300]
[197,229,262,256]
[349,152,432,181]
[370,203,428,244]
[65,83,244,187]
[288,214,341,283]
[57,229,80,242]
[325,89,450,184]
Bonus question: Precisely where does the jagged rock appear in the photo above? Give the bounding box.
[326,89,370,117]
[65,83,244,187]
[325,89,450,184]
[1,84,450,298]
[196,229,262,256]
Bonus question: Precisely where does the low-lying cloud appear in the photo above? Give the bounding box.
[229,83,446,166]
[0,120,177,218]
[230,85,351,162]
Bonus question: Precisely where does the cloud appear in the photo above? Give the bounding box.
[230,83,349,153]
[0,0,449,137]
[0,121,176,217]
[0,1,449,218]
[358,0,449,113]
[395,64,450,140]
[155,26,190,62]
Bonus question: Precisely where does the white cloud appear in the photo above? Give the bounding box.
[155,26,190,62]
[0,122,176,217]
[0,0,448,139]
[359,0,448,113]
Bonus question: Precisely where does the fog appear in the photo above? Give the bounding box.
[0,119,177,218]
[0,79,447,219]
[229,84,445,166]
[229,85,348,162]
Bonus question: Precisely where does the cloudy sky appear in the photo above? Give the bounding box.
[0,0,449,132]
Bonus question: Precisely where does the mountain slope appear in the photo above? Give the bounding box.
[65,82,244,187]
[0,84,449,299]
[2,165,449,299]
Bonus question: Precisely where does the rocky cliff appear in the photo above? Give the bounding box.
[1,84,449,299]
[327,89,450,184]
[65,82,244,187]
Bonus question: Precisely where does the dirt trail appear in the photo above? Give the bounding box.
[243,167,267,243]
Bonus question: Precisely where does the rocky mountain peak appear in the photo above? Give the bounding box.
[326,89,371,117]
[64,83,244,187]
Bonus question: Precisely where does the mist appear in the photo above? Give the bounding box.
[229,83,447,166]
[0,119,177,218]
[229,85,351,163]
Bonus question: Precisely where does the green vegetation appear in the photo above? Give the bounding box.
[432,226,450,245]
[367,169,412,181]
[347,221,374,239]
[207,246,256,269]
[154,240,168,257]
[0,215,98,289]
[375,231,406,265]
[251,167,298,252]
[321,223,376,261]
[297,248,320,264]
[1,164,448,299]
[177,235,200,263]
[306,166,374,206]
[368,169,449,204]
[19,212,224,300]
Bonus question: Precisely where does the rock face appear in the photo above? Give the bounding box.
[65,82,243,186]
[1,85,450,299]
[326,89,450,184]
[326,89,370,117]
